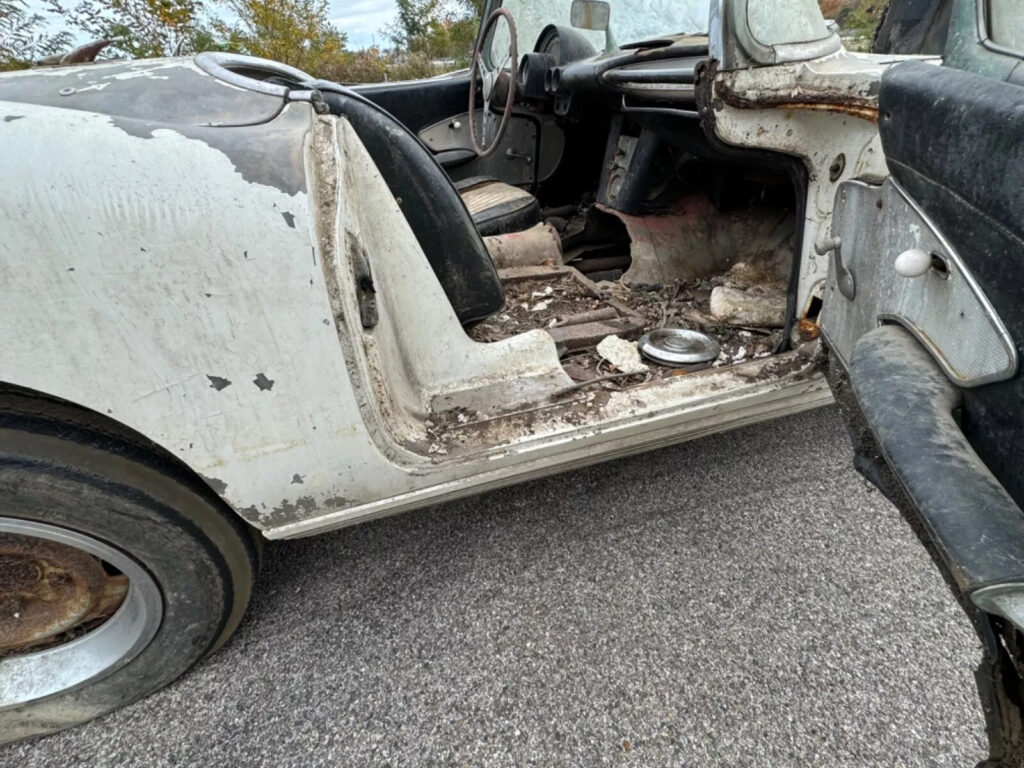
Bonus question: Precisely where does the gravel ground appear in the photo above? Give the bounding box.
[2,406,987,767]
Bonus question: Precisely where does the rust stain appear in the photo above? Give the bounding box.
[0,533,127,654]
[715,79,880,123]
[771,101,879,123]
[799,317,821,341]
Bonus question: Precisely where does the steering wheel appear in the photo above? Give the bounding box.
[468,7,518,158]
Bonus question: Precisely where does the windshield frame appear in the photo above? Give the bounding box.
[478,0,710,68]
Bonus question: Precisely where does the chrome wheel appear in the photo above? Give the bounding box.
[0,407,257,743]
[0,517,162,709]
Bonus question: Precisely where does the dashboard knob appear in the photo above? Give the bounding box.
[895,248,931,278]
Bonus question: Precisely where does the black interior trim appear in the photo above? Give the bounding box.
[435,148,478,169]
[309,81,505,326]
[849,324,1024,594]
[351,73,472,134]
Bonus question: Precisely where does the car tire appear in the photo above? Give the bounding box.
[0,416,259,744]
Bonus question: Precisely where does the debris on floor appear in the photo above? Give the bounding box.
[710,284,787,327]
[596,334,648,374]
[469,263,785,388]
[468,266,646,351]
[592,276,782,371]
[708,259,788,328]
[638,328,720,366]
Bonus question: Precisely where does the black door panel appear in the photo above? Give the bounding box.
[352,74,471,135]
[826,44,1024,765]
[874,0,952,55]
[878,61,1024,513]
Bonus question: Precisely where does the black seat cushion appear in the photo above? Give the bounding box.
[454,177,541,237]
[309,82,505,326]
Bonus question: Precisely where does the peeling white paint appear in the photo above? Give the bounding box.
[711,57,893,318]
[1,99,832,539]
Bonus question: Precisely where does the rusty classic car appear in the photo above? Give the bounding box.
[2,0,1023,759]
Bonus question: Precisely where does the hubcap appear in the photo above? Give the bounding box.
[0,518,162,709]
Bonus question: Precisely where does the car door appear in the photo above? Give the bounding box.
[818,0,1024,761]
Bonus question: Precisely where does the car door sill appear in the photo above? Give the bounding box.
[267,354,831,538]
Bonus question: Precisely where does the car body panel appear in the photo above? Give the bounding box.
[0,2,985,549]
[0,57,287,126]
[708,50,898,322]
[9,0,1024,748]
[944,0,1024,84]
[0,89,832,538]
[0,99,369,529]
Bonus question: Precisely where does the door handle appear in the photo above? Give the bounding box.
[816,235,855,300]
[505,148,532,164]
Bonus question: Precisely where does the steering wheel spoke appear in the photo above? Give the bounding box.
[468,7,518,158]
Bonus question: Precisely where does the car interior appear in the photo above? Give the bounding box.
[223,8,813,432]
[326,23,806,388]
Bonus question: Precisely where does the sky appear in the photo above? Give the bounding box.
[327,0,397,49]
[24,0,401,50]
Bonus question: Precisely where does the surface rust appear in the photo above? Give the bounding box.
[437,228,794,458]
[716,78,880,123]
[0,533,127,655]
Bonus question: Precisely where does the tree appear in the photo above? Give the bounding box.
[0,0,73,69]
[215,0,346,75]
[42,0,215,58]
[391,0,436,49]
[387,0,479,63]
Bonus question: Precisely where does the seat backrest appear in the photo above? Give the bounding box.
[310,82,505,326]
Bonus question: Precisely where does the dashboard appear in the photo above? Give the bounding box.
[516,26,709,119]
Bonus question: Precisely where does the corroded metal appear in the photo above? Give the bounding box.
[0,533,127,652]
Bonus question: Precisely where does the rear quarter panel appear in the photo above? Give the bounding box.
[0,100,378,529]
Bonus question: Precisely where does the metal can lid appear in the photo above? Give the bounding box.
[638,328,721,365]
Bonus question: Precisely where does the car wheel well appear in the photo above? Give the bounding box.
[0,381,261,550]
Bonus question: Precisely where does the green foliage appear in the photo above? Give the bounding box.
[818,0,889,53]
[387,0,479,64]
[317,46,454,83]
[0,0,73,69]
[837,0,888,52]
[6,0,480,82]
[42,0,215,57]
[214,0,347,73]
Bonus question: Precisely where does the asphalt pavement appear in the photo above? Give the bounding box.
[2,406,987,767]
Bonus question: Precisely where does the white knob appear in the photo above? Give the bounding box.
[450,120,462,130]
[895,248,931,278]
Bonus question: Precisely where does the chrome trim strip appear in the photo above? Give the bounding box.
[194,52,316,97]
[889,177,1018,386]
[975,0,1024,62]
